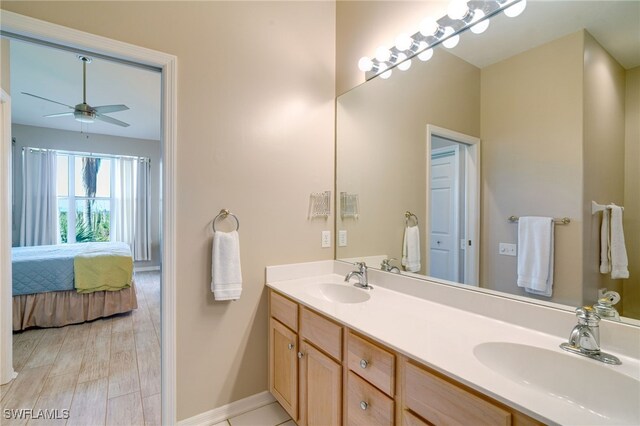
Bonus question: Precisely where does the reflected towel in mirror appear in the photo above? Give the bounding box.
[402,225,421,273]
[517,217,554,297]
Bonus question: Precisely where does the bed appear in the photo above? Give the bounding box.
[12,242,138,330]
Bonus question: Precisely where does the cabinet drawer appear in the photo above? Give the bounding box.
[347,371,394,426]
[404,362,511,426]
[347,332,395,396]
[403,410,432,426]
[300,307,342,361]
[270,290,298,332]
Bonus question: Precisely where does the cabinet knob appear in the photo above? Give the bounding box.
[288,343,294,350]
[297,352,304,359]
[359,359,369,369]
[359,401,368,411]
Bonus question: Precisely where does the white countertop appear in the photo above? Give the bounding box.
[266,269,640,426]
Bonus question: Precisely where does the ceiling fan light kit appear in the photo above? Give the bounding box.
[21,54,131,127]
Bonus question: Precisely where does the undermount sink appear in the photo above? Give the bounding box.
[306,282,371,304]
[474,342,640,425]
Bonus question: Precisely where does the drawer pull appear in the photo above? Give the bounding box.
[359,359,369,369]
[360,401,369,411]
[297,352,304,359]
[288,343,294,350]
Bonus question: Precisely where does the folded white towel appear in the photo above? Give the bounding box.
[610,205,629,279]
[517,217,554,297]
[402,225,421,273]
[600,208,611,274]
[211,230,242,301]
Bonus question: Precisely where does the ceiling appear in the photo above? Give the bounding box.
[10,39,161,141]
[448,1,640,70]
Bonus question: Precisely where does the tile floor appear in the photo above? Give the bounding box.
[216,401,294,426]
[1,271,161,426]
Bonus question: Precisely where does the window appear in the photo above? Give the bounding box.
[57,154,114,243]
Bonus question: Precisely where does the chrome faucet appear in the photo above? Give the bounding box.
[345,262,373,290]
[560,306,621,365]
[380,258,400,274]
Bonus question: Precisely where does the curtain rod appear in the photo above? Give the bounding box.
[23,147,151,162]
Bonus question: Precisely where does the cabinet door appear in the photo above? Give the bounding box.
[299,341,342,426]
[269,318,298,420]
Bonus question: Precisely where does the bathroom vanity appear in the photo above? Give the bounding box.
[266,261,640,426]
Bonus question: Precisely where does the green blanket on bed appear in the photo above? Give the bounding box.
[74,242,134,293]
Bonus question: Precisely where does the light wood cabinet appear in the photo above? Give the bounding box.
[268,289,544,426]
[269,317,298,420]
[299,340,342,426]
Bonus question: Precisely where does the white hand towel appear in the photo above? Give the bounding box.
[402,225,421,273]
[211,230,243,301]
[517,217,554,297]
[610,205,629,279]
[600,208,611,274]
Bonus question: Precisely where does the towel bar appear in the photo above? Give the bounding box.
[508,216,570,225]
[212,209,240,232]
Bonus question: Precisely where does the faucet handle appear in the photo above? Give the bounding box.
[576,306,600,325]
[354,261,367,272]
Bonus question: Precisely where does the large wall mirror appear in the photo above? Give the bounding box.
[336,1,640,323]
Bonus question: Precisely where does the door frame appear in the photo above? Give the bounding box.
[0,11,178,423]
[426,124,480,286]
[429,145,461,282]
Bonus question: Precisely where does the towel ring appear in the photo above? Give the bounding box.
[405,211,418,226]
[212,209,240,232]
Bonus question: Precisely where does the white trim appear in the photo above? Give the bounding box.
[0,11,177,423]
[176,391,276,426]
[0,89,17,385]
[134,265,161,272]
[426,124,480,287]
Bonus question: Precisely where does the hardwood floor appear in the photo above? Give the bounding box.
[2,271,161,426]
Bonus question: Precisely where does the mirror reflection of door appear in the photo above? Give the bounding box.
[427,127,480,287]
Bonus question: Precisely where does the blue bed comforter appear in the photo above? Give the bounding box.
[11,243,131,296]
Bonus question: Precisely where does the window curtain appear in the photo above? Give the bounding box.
[113,158,151,261]
[20,149,58,246]
[134,160,151,261]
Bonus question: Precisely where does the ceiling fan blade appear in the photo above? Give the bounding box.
[44,112,74,118]
[93,104,129,114]
[22,92,75,109]
[95,113,130,127]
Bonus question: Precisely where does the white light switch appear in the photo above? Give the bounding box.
[338,230,347,247]
[321,230,331,248]
[499,243,517,256]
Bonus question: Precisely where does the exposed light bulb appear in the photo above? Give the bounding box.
[442,27,459,49]
[504,0,526,17]
[418,47,434,62]
[380,68,392,79]
[358,56,373,72]
[447,0,469,20]
[376,63,388,75]
[396,53,412,71]
[375,46,391,62]
[419,18,439,37]
[395,33,414,51]
[470,10,490,34]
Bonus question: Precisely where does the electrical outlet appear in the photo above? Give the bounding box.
[499,243,517,256]
[321,230,331,248]
[338,230,347,247]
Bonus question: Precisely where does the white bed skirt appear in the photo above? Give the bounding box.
[12,282,138,331]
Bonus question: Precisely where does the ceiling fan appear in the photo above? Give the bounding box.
[22,55,130,127]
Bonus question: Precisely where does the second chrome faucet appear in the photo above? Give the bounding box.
[345,262,374,290]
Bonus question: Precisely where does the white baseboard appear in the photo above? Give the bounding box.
[134,266,161,272]
[177,391,276,426]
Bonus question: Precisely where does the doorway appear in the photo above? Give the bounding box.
[0,10,177,424]
[426,125,480,286]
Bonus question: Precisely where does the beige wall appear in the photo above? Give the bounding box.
[11,124,162,269]
[480,32,585,305]
[1,1,336,420]
[336,50,479,272]
[582,32,626,304]
[1,39,9,94]
[336,0,447,95]
[624,66,640,318]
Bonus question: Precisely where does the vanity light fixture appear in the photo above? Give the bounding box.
[357,0,527,79]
